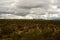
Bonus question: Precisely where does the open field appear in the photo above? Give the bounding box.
[0,19,60,40]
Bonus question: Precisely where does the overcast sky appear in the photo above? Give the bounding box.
[0,0,60,19]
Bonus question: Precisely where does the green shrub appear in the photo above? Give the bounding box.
[42,28,53,40]
[1,26,14,35]
[20,29,42,40]
[12,33,22,40]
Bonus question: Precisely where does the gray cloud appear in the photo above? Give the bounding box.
[0,0,59,19]
[14,0,51,9]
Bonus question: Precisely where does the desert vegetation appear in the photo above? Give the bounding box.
[0,19,60,40]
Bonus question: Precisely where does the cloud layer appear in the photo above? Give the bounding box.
[0,0,60,20]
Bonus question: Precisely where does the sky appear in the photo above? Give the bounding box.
[0,0,60,19]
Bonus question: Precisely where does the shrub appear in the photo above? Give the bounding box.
[1,26,14,35]
[20,29,42,40]
[12,33,22,40]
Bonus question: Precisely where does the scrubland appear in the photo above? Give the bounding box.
[0,20,60,40]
